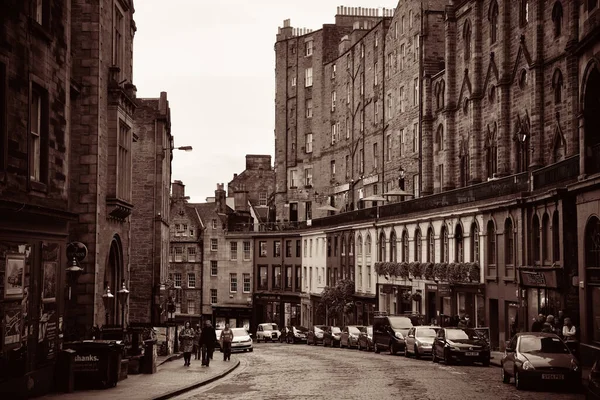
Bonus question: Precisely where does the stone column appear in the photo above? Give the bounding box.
[470,0,483,184]
[567,0,581,159]
[530,1,545,169]
[422,75,434,196]
[444,4,457,190]
[497,0,512,177]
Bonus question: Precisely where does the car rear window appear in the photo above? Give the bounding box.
[331,327,341,333]
[349,326,361,334]
[388,317,413,329]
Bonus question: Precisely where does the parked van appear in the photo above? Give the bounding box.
[373,315,414,355]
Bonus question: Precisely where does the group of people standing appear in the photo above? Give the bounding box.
[530,310,577,340]
[179,321,235,367]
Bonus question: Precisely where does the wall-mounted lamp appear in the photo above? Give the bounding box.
[66,257,84,301]
[118,281,129,328]
[164,146,193,152]
[102,286,115,326]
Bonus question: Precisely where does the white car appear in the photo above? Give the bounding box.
[256,323,281,342]
[228,328,253,353]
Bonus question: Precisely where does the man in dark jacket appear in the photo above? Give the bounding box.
[531,314,545,332]
[200,320,217,366]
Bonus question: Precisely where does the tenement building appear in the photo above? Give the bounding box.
[274,0,600,363]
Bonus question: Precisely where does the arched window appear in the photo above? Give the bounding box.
[357,235,363,256]
[379,232,386,262]
[390,231,397,262]
[463,20,472,61]
[441,225,449,263]
[439,80,445,109]
[366,235,372,256]
[105,235,124,325]
[489,1,499,44]
[455,224,464,263]
[505,218,514,277]
[349,236,355,256]
[459,138,470,187]
[520,0,529,26]
[415,228,422,262]
[553,69,563,104]
[542,213,551,264]
[341,237,347,255]
[486,122,498,178]
[531,215,541,265]
[436,124,444,152]
[471,222,480,263]
[402,230,409,262]
[552,1,563,37]
[427,227,435,262]
[487,221,497,276]
[552,211,560,263]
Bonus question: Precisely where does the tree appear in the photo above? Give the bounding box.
[317,279,355,324]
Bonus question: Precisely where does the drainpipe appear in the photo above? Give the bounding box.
[418,2,424,196]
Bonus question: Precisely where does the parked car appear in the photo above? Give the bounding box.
[340,325,365,349]
[404,326,440,359]
[215,329,222,350]
[307,325,326,345]
[228,328,253,353]
[586,355,600,399]
[255,323,281,342]
[283,326,308,344]
[501,332,580,391]
[357,325,373,351]
[279,326,291,342]
[323,326,342,347]
[432,327,490,366]
[373,315,414,355]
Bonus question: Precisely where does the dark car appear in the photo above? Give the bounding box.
[432,327,490,366]
[307,325,326,345]
[357,325,373,351]
[501,332,580,391]
[283,326,308,344]
[323,326,342,347]
[340,325,365,349]
[373,315,414,355]
[587,355,600,399]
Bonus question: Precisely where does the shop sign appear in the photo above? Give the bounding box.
[363,175,379,185]
[255,294,280,301]
[74,354,100,372]
[519,269,559,288]
[333,183,350,194]
[438,284,451,297]
[426,284,438,291]
[66,242,88,262]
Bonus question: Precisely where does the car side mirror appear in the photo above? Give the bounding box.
[505,341,514,352]
[408,334,414,338]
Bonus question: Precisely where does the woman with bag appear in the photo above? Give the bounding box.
[180,321,195,367]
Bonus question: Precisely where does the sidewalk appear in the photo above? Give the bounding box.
[39,354,239,400]
[490,351,503,367]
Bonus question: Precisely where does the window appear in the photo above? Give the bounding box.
[360,42,365,58]
[174,247,183,262]
[552,211,560,263]
[331,124,337,145]
[385,134,393,162]
[303,167,313,187]
[374,62,378,86]
[296,240,301,257]
[345,155,350,179]
[305,67,313,87]
[365,235,372,257]
[305,39,313,56]
[400,44,405,70]
[211,260,218,276]
[401,15,405,34]
[345,117,350,139]
[360,110,365,132]
[367,266,371,289]
[413,78,419,106]
[210,238,218,251]
[427,228,435,262]
[375,31,379,47]
[413,123,418,153]
[210,289,217,304]
[463,20,472,61]
[331,91,336,111]
[29,85,48,183]
[273,266,282,289]
[409,10,413,28]
[399,129,404,157]
[295,266,301,291]
[187,247,196,262]
[285,240,292,258]
[305,201,312,220]
[487,221,497,276]
[230,273,238,292]
[259,241,267,257]
[471,222,480,262]
[240,241,249,261]
[190,228,194,236]
[486,122,498,178]
[258,265,268,289]
[306,99,313,118]
[332,63,336,79]
[394,21,398,38]
[33,0,48,26]
[274,241,281,257]
[360,72,364,95]
[441,225,449,263]
[489,1,499,44]
[230,242,238,260]
[456,225,464,263]
[188,273,196,288]
[289,169,298,188]
[212,219,217,229]
[414,34,419,61]
[542,213,552,264]
[259,192,268,207]
[346,82,350,104]
[305,133,313,153]
[291,77,296,87]
[243,273,251,293]
[169,247,173,262]
[374,100,379,119]
[176,302,181,314]
[520,0,529,26]
[285,265,293,289]
[415,229,422,262]
[372,142,379,171]
[330,160,336,177]
[531,214,541,265]
[174,273,182,288]
[187,300,195,315]
[399,86,405,112]
[390,231,397,262]
[505,218,514,277]
[553,69,563,104]
[378,232,386,262]
[112,4,124,74]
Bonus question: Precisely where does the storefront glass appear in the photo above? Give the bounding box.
[527,288,561,322]
[592,287,600,342]
[476,294,485,328]
[442,297,452,316]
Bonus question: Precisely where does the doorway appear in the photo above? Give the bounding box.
[289,203,298,223]
[427,291,437,325]
[489,299,499,350]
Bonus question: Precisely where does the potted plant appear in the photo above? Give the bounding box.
[411,292,422,302]
[398,262,410,279]
[402,291,412,301]
[424,263,435,280]
[409,262,424,279]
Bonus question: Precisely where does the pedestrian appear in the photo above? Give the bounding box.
[200,320,217,367]
[179,321,195,367]
[555,310,566,334]
[220,323,234,361]
[531,314,545,332]
[541,315,556,333]
[194,324,201,360]
[562,317,577,341]
[457,316,468,328]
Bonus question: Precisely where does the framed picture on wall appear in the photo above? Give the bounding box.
[42,261,57,302]
[4,253,25,299]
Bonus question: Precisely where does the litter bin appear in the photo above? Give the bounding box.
[142,339,157,374]
[64,340,124,389]
[55,349,76,393]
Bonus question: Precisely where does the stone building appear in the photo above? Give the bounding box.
[0,1,77,396]
[168,181,203,327]
[130,92,173,326]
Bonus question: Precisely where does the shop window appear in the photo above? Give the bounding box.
[471,222,480,263]
[402,230,409,262]
[415,228,422,262]
[456,224,464,263]
[427,228,435,262]
[487,220,497,277]
[505,218,514,278]
[379,232,386,262]
[390,231,397,262]
[542,213,552,265]
[552,211,560,263]
[531,214,541,265]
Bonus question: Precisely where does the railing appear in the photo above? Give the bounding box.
[228,221,308,232]
[532,155,579,190]
[311,207,378,228]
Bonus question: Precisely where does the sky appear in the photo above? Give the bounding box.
[133,0,397,202]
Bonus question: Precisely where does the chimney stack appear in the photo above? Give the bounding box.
[234,187,249,213]
[215,183,227,214]
[172,180,185,199]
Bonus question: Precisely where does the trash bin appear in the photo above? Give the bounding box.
[55,349,76,393]
[64,340,124,389]
[142,339,157,374]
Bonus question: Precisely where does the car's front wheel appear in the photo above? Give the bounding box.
[389,342,397,355]
[414,345,421,360]
[515,370,526,391]
[374,343,380,353]
[432,349,439,363]
[501,365,510,384]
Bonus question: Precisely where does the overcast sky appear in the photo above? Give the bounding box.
[133,0,396,202]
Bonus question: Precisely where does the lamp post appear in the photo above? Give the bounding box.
[117,281,129,328]
[102,286,114,326]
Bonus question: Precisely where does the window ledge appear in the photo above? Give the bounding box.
[28,19,53,43]
[30,180,48,193]
[106,197,133,221]
[485,276,498,282]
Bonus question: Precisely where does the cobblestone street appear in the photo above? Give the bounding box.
[174,343,585,400]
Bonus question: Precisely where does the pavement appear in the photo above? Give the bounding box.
[490,350,503,367]
[38,353,239,400]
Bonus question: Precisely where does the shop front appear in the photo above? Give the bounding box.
[252,293,301,333]
[354,294,376,326]
[519,267,564,329]
[377,284,411,315]
[212,305,252,330]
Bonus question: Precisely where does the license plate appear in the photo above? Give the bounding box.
[542,374,564,380]
[465,352,479,356]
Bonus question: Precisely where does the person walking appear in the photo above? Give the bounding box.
[220,323,234,361]
[200,320,217,367]
[531,314,545,332]
[194,324,201,360]
[179,321,195,367]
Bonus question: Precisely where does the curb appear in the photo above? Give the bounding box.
[158,352,184,366]
[152,359,240,400]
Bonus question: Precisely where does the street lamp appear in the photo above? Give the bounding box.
[102,286,114,326]
[66,257,84,301]
[117,281,129,328]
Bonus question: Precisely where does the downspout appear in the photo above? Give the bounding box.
[418,2,424,196]
[152,118,158,324]
[381,21,386,199]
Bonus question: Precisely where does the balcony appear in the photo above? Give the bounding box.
[532,155,579,190]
